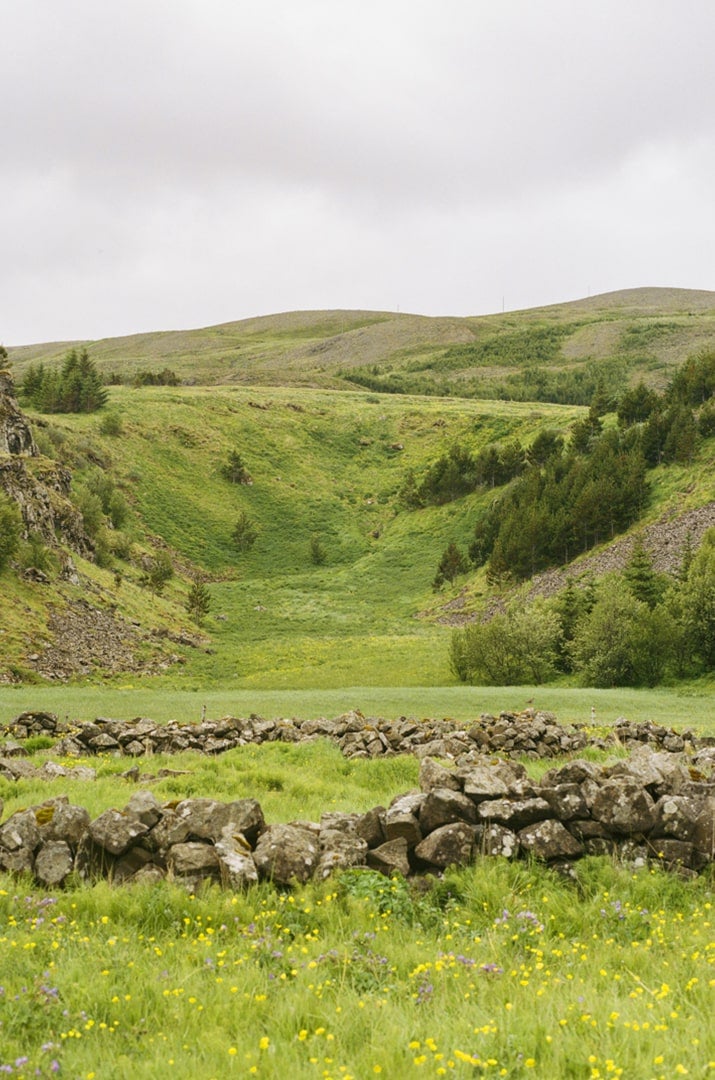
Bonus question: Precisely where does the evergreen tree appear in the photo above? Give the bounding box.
[623,538,665,608]
[309,534,328,565]
[21,348,107,413]
[232,511,258,553]
[186,576,211,625]
[433,542,468,589]
[221,451,252,485]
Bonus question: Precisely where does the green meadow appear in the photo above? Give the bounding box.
[2,295,715,1079]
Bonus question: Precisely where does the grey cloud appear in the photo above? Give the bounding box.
[2,0,715,342]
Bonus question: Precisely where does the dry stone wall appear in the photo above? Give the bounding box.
[1,712,714,889]
[5,708,705,762]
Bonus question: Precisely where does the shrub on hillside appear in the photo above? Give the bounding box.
[232,511,258,553]
[221,450,253,485]
[450,600,562,685]
[186,575,211,625]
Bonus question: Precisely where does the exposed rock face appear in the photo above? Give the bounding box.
[0,371,37,455]
[0,371,92,559]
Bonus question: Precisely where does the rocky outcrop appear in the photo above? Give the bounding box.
[0,740,713,890]
[4,708,706,763]
[0,371,38,455]
[0,372,92,559]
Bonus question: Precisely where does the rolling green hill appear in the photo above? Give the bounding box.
[8,287,715,402]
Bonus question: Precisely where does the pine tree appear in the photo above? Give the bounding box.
[186,577,211,625]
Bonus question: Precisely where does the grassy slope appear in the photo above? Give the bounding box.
[16,387,580,686]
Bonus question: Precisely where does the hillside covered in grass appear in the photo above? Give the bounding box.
[1,287,715,694]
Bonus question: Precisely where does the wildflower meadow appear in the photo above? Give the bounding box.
[1,853,713,1079]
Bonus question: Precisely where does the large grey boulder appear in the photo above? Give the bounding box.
[475,797,552,830]
[539,783,589,821]
[419,757,461,793]
[414,821,475,869]
[366,837,411,877]
[89,808,150,856]
[476,823,519,859]
[419,788,477,833]
[253,824,319,885]
[316,830,368,879]
[39,801,91,848]
[34,840,74,886]
[518,819,584,861]
[384,793,424,847]
[590,779,656,835]
[456,763,510,802]
[214,831,259,890]
[168,841,220,879]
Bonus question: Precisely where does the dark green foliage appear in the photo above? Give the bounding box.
[0,344,8,362]
[617,382,660,427]
[131,368,180,387]
[401,440,525,508]
[622,539,667,608]
[437,323,574,372]
[0,494,22,572]
[346,350,633,407]
[666,348,715,406]
[678,528,715,669]
[453,528,715,688]
[569,579,674,687]
[433,542,468,590]
[232,511,258,553]
[220,450,252,485]
[527,429,564,467]
[697,399,715,438]
[186,576,211,625]
[471,429,649,582]
[309,534,328,566]
[569,407,603,454]
[22,349,108,413]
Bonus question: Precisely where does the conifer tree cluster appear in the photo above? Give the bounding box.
[22,349,107,413]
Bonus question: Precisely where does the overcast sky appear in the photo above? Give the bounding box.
[3,0,715,345]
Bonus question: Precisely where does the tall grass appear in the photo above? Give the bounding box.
[0,857,712,1079]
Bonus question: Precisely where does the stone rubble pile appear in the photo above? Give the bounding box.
[4,709,707,763]
[0,742,713,890]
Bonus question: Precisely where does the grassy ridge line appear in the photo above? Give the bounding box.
[7,288,715,393]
